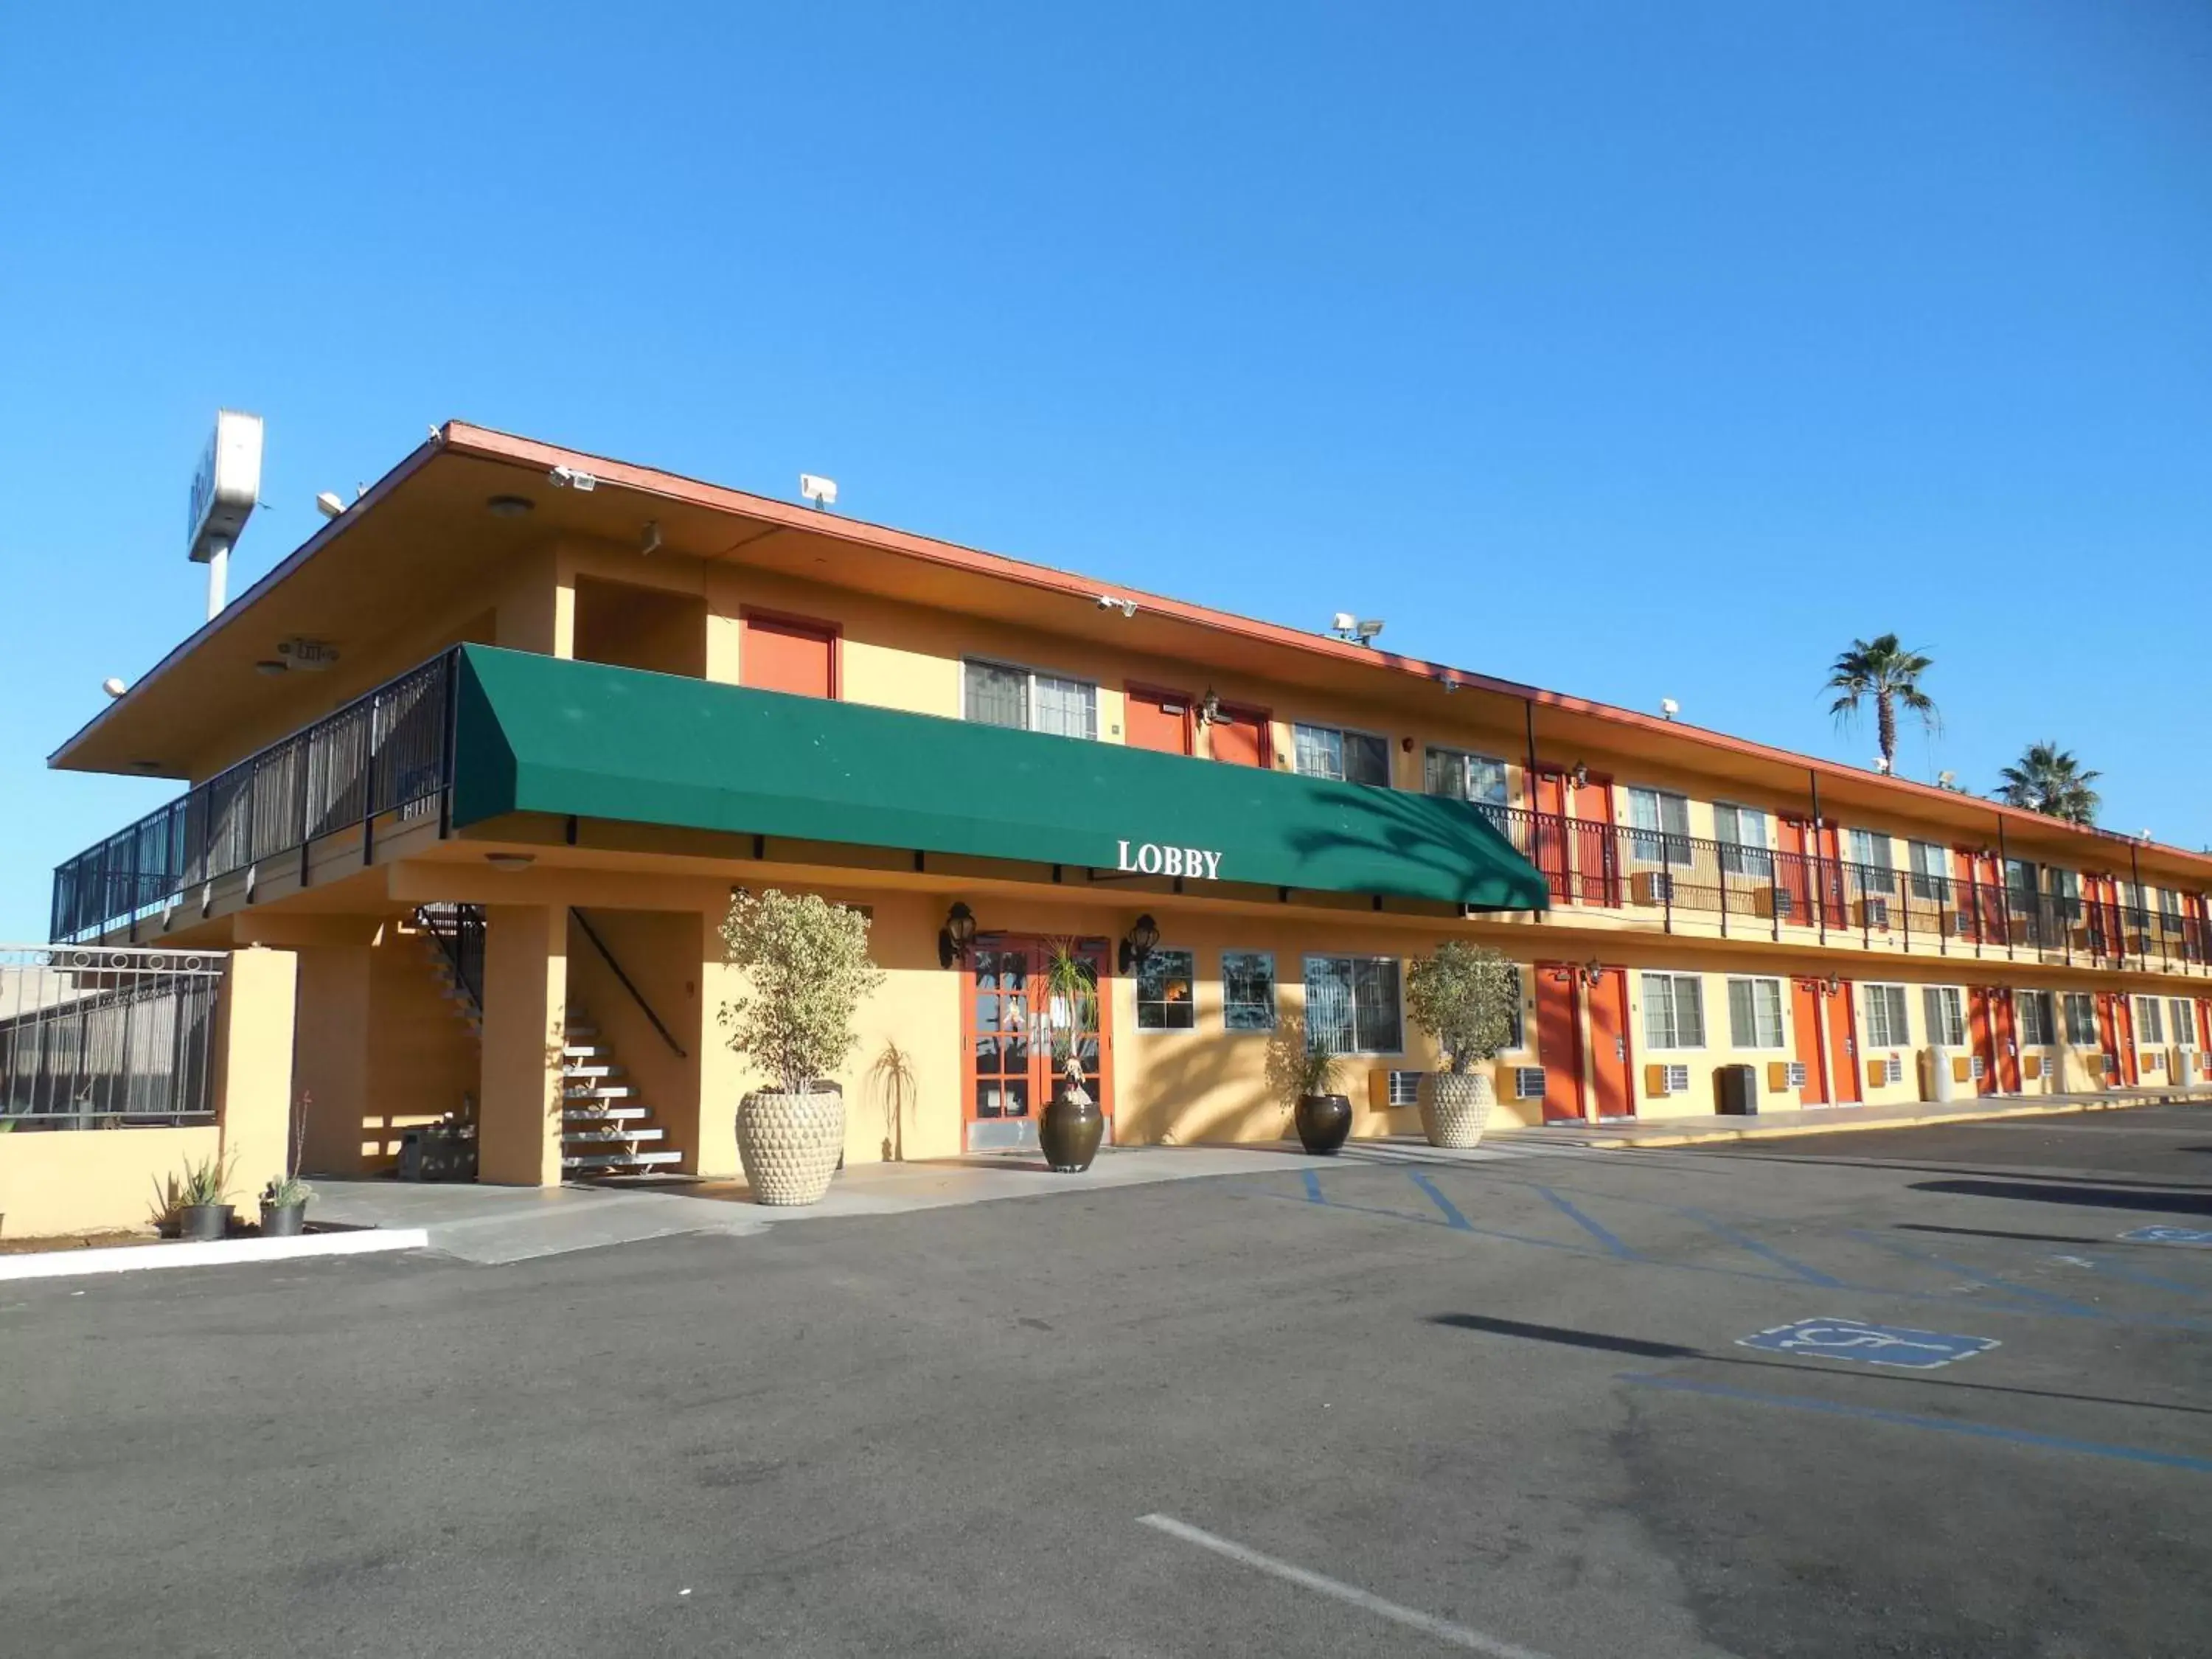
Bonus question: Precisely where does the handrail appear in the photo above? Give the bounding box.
[570,907,688,1058]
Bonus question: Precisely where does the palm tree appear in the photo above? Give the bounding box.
[1997,742,2102,825]
[1825,634,1939,774]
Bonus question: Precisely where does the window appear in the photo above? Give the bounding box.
[1304,956,1403,1054]
[1135,949,1197,1030]
[1221,952,1277,1032]
[1846,828,1894,878]
[1641,973,1705,1049]
[2160,888,2186,925]
[963,660,1099,740]
[2135,997,2166,1046]
[1907,841,1949,902]
[1627,787,1691,866]
[2063,992,2096,1046]
[1923,987,1967,1048]
[1294,723,1391,787]
[1425,748,1509,821]
[2175,999,2200,1048]
[2051,869,2081,917]
[1726,977,1785,1048]
[2017,990,2054,1048]
[2006,859,2039,902]
[1714,804,1772,878]
[1497,964,1526,1051]
[1863,984,1910,1048]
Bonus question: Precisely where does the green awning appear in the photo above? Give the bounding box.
[452,645,1549,911]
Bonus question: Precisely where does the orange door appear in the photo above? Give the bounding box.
[1968,988,1998,1094]
[960,936,1113,1154]
[1206,703,1269,768]
[2198,999,2212,1048]
[1569,776,1621,907]
[1815,820,1848,930]
[1587,967,1635,1119]
[2095,993,2120,1088]
[1826,981,1861,1104]
[1790,978,1827,1104]
[2112,994,2139,1085]
[1530,771,1571,903]
[739,612,837,698]
[1992,990,2022,1092]
[1534,964,1586,1124]
[1124,686,1193,756]
[1777,817,1815,923]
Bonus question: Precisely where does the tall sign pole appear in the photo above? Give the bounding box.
[187,411,263,620]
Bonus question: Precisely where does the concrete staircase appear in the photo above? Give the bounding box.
[420,936,482,1039]
[561,1005,683,1175]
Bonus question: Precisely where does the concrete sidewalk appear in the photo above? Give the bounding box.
[1482,1084,2199,1149]
[310,1142,1371,1265]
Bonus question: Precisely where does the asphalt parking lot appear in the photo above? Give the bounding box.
[5,1105,2210,1658]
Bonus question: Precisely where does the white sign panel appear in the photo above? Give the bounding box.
[187,410,263,564]
[1115,840,1223,880]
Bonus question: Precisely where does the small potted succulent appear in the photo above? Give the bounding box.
[1289,1041,1352,1154]
[167,1151,237,1241]
[1405,940,1521,1149]
[720,887,886,1206]
[1037,939,1104,1173]
[260,1175,313,1237]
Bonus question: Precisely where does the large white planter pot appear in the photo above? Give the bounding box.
[1422,1069,1494,1149]
[735,1085,844,1206]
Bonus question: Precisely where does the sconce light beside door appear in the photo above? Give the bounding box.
[938,901,978,969]
[1118,913,1161,974]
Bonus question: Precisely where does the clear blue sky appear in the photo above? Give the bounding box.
[2,3,2208,939]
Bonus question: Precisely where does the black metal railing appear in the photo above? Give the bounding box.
[416,902,485,1013]
[51,652,458,944]
[1478,803,2212,973]
[0,945,223,1127]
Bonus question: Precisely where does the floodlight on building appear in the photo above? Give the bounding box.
[315,491,346,520]
[1660,698,1680,720]
[101,678,128,700]
[799,473,838,509]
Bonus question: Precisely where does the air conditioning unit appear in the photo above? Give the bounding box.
[1950,911,1975,936]
[1643,1062,1691,1095]
[1755,888,1795,921]
[1867,1054,1902,1085]
[2022,1054,2044,1082]
[1969,1054,1986,1080]
[1513,1066,1545,1101]
[1858,897,1893,931]
[1387,1069,1422,1106]
[1632,870,1676,906]
[1786,1060,1807,1090]
[2142,1050,2164,1072]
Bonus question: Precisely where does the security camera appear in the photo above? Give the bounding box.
[315,492,346,519]
[1660,698,1680,720]
[799,473,838,508]
[1331,611,1357,634]
[101,677,128,699]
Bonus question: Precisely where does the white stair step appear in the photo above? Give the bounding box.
[562,1063,624,1079]
[563,1106,650,1121]
[562,1043,611,1057]
[563,1082,636,1099]
[563,1126,665,1143]
[562,1149,684,1169]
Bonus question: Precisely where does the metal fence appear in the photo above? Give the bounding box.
[51,652,457,944]
[1480,804,2212,972]
[0,946,223,1128]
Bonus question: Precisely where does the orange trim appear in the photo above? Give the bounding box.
[1122,681,1196,757]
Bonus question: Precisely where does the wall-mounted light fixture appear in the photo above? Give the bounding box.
[484,852,535,872]
[1824,973,1842,996]
[937,901,978,970]
[1198,689,1222,728]
[1118,913,1161,973]
[1570,762,1590,790]
[1579,959,1604,987]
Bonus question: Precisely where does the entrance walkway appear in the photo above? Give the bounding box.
[1484,1084,2196,1150]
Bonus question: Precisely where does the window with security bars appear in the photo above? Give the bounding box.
[2062,992,2096,1046]
[1923,987,1967,1048]
[1846,829,1894,887]
[963,660,1097,740]
[2135,997,2166,1045]
[2016,990,2055,1048]
[1725,978,1785,1048]
[2172,999,2197,1048]
[1627,787,1691,867]
[1863,984,1910,1049]
[1302,956,1402,1054]
[1713,804,1771,878]
[1295,724,1391,787]
[1641,973,1705,1049]
[1424,747,1509,819]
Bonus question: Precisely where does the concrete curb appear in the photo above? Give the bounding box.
[1545,1092,2191,1151]
[0,1228,432,1282]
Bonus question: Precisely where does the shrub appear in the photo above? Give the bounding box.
[718,888,888,1094]
[1405,942,1520,1074]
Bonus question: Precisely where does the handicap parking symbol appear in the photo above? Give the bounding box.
[2121,1225,2212,1246]
[1738,1317,1999,1370]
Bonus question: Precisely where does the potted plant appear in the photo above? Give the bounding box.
[1037,939,1105,1172]
[1405,941,1521,1149]
[260,1175,313,1236]
[1289,1042,1352,1155]
[720,887,886,1206]
[167,1150,237,1241]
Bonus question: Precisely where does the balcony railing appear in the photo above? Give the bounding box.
[51,653,457,943]
[1474,802,2212,974]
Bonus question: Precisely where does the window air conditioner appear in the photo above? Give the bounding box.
[1514,1066,1545,1101]
[1633,870,1676,906]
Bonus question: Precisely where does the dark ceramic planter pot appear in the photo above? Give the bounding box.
[260,1201,307,1238]
[178,1203,233,1242]
[1039,1088,1105,1173]
[1294,1093,1354,1154]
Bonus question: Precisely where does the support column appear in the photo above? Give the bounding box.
[479,905,568,1186]
[694,909,743,1178]
[215,946,300,1190]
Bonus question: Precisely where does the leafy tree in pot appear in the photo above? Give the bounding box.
[720,888,887,1204]
[1405,942,1521,1148]
[1037,938,1105,1172]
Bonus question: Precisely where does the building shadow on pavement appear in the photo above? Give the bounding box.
[1910,1178,2212,1217]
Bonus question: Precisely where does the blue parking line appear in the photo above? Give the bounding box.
[1301,1169,1324,1203]
[1404,1168,1474,1231]
[1676,1206,1843,1287]
[1618,1372,2212,1475]
[1536,1185,1638,1259]
[1848,1230,2109,1318]
[2070,1255,2212,1301]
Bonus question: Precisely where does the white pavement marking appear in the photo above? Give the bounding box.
[1137,1514,1556,1658]
[0,1228,431,1281]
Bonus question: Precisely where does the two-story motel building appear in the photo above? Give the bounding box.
[45,423,2212,1187]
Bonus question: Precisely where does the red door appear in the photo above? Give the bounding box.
[1568,775,1621,907]
[1534,964,1586,1124]
[1826,981,1861,1105]
[1587,967,1635,1119]
[960,936,1113,1153]
[1124,686,1194,756]
[1530,771,1572,904]
[739,611,838,698]
[1992,990,2023,1093]
[1815,821,1848,931]
[1206,703,1270,768]
[1775,817,1815,925]
[2095,993,2121,1088]
[1968,988,2000,1094]
[1790,978,1827,1105]
[2117,996,2140,1084]
[2198,999,2212,1049]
